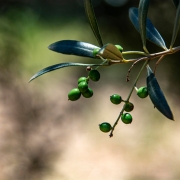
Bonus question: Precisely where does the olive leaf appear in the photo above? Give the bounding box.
[29,62,106,82]
[138,0,150,53]
[129,8,167,50]
[146,65,174,120]
[84,0,103,47]
[98,44,123,60]
[48,40,99,58]
[170,2,180,48]
[172,0,179,8]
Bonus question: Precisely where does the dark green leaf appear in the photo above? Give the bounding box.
[98,44,123,60]
[48,40,99,58]
[129,8,167,50]
[146,65,174,120]
[170,2,180,48]
[172,0,179,8]
[84,0,103,47]
[29,62,104,82]
[138,0,150,52]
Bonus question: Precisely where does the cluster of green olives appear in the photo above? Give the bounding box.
[110,94,134,124]
[68,69,100,101]
[68,65,148,133]
[99,96,134,133]
[99,86,148,133]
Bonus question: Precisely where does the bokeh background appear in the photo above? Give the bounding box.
[0,0,180,180]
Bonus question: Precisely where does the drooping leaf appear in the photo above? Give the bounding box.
[172,0,179,8]
[138,0,150,53]
[170,2,180,48]
[29,62,105,82]
[146,65,174,120]
[129,8,167,50]
[98,44,123,60]
[84,0,103,47]
[48,40,99,58]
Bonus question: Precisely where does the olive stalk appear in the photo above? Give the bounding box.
[109,60,149,137]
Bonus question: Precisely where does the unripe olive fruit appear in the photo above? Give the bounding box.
[137,87,148,98]
[68,88,81,101]
[93,48,100,57]
[115,45,123,52]
[124,102,134,112]
[89,70,100,81]
[99,122,112,133]
[82,88,93,98]
[121,113,133,124]
[110,94,122,104]
[78,77,87,84]
[78,81,89,93]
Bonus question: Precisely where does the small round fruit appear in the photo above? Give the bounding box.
[78,77,87,84]
[99,122,112,133]
[137,87,148,98]
[78,81,89,93]
[121,113,133,124]
[89,70,100,81]
[86,66,92,71]
[110,94,122,104]
[82,88,93,98]
[115,45,123,52]
[68,88,81,101]
[93,48,100,57]
[124,102,134,112]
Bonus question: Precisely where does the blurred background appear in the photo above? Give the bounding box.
[0,0,180,180]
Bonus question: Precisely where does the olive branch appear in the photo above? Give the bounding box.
[29,0,180,137]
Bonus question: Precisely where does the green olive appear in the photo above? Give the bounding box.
[115,45,123,52]
[78,81,89,93]
[137,87,148,98]
[92,48,100,57]
[124,102,134,112]
[78,77,87,84]
[82,88,93,98]
[99,122,112,133]
[88,70,100,82]
[121,113,133,124]
[68,88,81,101]
[110,94,122,104]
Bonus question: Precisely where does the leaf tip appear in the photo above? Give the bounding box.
[28,76,35,83]
[48,43,54,51]
[147,65,174,121]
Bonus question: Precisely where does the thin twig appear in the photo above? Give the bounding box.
[126,57,149,81]
[154,55,165,75]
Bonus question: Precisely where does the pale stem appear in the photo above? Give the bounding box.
[110,46,180,65]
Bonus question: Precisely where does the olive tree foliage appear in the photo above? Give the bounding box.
[30,0,180,137]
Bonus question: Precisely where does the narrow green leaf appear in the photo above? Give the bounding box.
[129,8,167,50]
[29,62,105,82]
[170,2,180,48]
[48,40,99,58]
[98,44,123,60]
[172,0,179,8]
[84,0,103,47]
[146,65,174,120]
[138,0,150,53]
